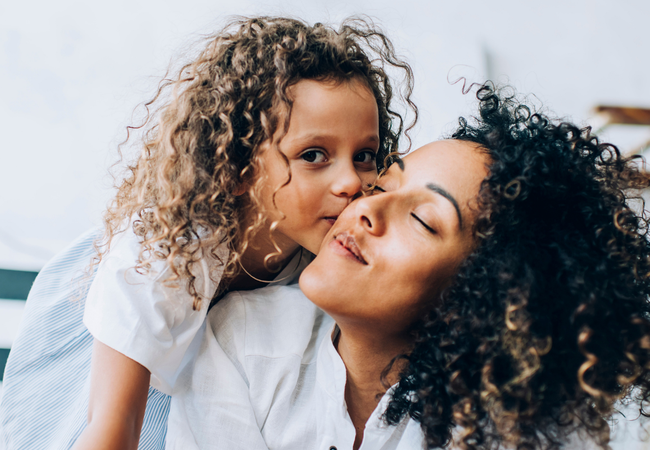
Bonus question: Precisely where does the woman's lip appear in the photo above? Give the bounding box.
[330,233,368,265]
[329,239,366,265]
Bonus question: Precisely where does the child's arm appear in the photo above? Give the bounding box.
[71,340,150,450]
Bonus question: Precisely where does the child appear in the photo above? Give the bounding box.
[0,16,415,450]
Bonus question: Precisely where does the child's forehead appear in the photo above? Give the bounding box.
[269,77,375,125]
[261,78,380,154]
[292,80,376,119]
[285,77,372,100]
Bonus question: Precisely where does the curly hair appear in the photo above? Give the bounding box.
[98,16,415,309]
[385,84,650,449]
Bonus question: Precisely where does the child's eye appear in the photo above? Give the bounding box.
[354,151,376,164]
[301,150,327,163]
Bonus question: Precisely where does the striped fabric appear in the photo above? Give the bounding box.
[0,229,170,449]
[0,269,38,386]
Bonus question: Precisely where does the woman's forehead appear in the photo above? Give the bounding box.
[390,140,487,182]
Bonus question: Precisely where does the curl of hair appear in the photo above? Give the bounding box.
[385,83,650,449]
[96,16,416,309]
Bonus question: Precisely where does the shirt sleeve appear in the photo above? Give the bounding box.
[83,227,227,395]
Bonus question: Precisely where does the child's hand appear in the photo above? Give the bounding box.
[71,340,150,450]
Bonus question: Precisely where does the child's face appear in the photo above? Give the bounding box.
[257,78,380,255]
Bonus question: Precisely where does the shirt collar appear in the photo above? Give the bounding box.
[315,323,414,448]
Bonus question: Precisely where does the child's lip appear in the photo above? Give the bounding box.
[323,215,339,226]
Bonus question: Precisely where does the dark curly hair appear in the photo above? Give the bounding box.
[99,16,415,308]
[385,84,650,449]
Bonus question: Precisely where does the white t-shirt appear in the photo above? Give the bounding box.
[166,284,427,450]
[83,226,309,395]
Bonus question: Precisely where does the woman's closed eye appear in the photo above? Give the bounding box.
[411,212,436,235]
[365,184,438,234]
[301,149,327,163]
[364,184,386,196]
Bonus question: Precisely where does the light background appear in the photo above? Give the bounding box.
[1,0,650,444]
[2,0,649,270]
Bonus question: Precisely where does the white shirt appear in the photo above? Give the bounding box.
[166,284,427,450]
[83,226,309,395]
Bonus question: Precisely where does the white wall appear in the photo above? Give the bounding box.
[1,0,649,268]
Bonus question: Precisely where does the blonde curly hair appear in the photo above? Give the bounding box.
[97,16,416,309]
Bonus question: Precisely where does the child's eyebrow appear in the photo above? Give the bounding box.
[292,132,379,144]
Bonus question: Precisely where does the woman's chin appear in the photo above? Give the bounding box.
[298,259,348,315]
[298,262,324,305]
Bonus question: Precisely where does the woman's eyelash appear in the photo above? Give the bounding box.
[411,213,436,234]
[365,184,386,194]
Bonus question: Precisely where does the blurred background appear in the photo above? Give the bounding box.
[1,0,649,445]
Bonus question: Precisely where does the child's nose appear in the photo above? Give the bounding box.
[331,164,362,198]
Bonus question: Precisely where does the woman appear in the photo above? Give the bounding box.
[167,85,650,450]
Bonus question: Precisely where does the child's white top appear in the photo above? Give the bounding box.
[83,226,308,395]
[165,283,427,450]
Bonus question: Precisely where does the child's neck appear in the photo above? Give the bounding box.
[227,227,300,292]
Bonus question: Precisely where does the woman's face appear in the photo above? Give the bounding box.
[299,140,489,335]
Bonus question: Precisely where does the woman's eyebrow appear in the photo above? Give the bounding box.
[426,183,463,229]
[385,156,405,172]
[377,157,403,179]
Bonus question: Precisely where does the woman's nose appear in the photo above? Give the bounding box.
[331,163,363,198]
[355,194,386,236]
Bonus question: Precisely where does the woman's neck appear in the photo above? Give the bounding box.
[335,324,411,450]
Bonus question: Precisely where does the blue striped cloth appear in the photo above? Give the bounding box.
[0,229,170,449]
